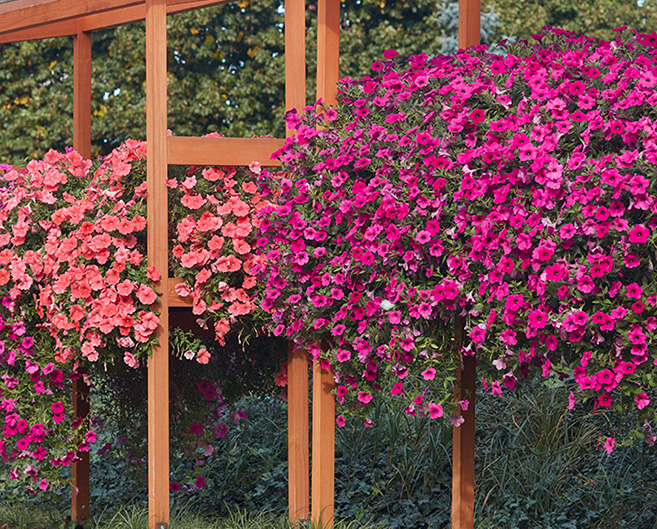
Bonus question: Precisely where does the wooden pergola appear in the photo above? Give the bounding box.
[0,1,481,528]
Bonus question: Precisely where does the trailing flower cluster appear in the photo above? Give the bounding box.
[0,143,156,490]
[167,148,282,346]
[0,143,157,367]
[0,136,272,489]
[0,301,93,494]
[257,27,657,446]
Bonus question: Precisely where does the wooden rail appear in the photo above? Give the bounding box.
[0,0,227,42]
[167,137,284,167]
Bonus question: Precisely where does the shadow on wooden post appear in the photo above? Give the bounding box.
[71,376,90,527]
[452,316,476,529]
[311,356,335,529]
[288,341,310,525]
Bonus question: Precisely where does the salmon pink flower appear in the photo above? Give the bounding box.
[196,348,211,364]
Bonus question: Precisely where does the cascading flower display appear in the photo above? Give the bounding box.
[0,142,152,491]
[167,151,282,346]
[0,134,275,489]
[0,142,156,366]
[257,27,657,445]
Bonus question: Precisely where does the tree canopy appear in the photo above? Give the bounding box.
[1,1,656,165]
[482,0,657,42]
[0,0,485,164]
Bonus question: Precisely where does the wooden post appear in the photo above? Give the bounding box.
[285,3,309,522]
[311,2,339,527]
[458,0,481,50]
[71,376,90,527]
[316,0,340,110]
[310,2,339,527]
[452,4,480,528]
[311,359,335,528]
[146,1,170,528]
[71,29,92,528]
[73,30,92,159]
[284,0,306,136]
[451,317,475,529]
[287,342,310,523]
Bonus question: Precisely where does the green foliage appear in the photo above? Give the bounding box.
[483,0,657,42]
[0,37,73,162]
[2,387,657,527]
[476,384,657,528]
[0,0,467,164]
[88,333,286,495]
[334,396,452,528]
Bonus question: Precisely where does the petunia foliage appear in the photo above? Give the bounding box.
[257,27,657,447]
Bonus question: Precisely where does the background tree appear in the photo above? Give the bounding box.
[6,0,653,165]
[0,38,73,163]
[482,0,657,42]
[0,0,496,164]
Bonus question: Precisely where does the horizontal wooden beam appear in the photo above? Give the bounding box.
[0,0,227,43]
[0,0,141,36]
[168,136,284,167]
[168,277,193,308]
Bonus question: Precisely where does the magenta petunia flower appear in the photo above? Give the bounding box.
[422,368,436,381]
[469,325,486,344]
[635,393,650,410]
[428,403,443,419]
[626,283,644,299]
[527,309,548,329]
[358,391,373,404]
[598,394,613,407]
[189,423,203,435]
[628,225,649,243]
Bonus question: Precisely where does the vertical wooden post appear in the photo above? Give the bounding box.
[285,3,309,521]
[312,2,339,527]
[73,29,92,159]
[311,359,335,528]
[316,0,340,110]
[458,0,481,50]
[146,1,170,528]
[285,3,308,521]
[287,342,310,523]
[71,29,92,528]
[451,317,476,529]
[452,5,480,528]
[285,0,306,136]
[71,376,90,527]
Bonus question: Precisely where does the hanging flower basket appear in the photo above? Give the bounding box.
[257,27,657,448]
[0,136,280,491]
